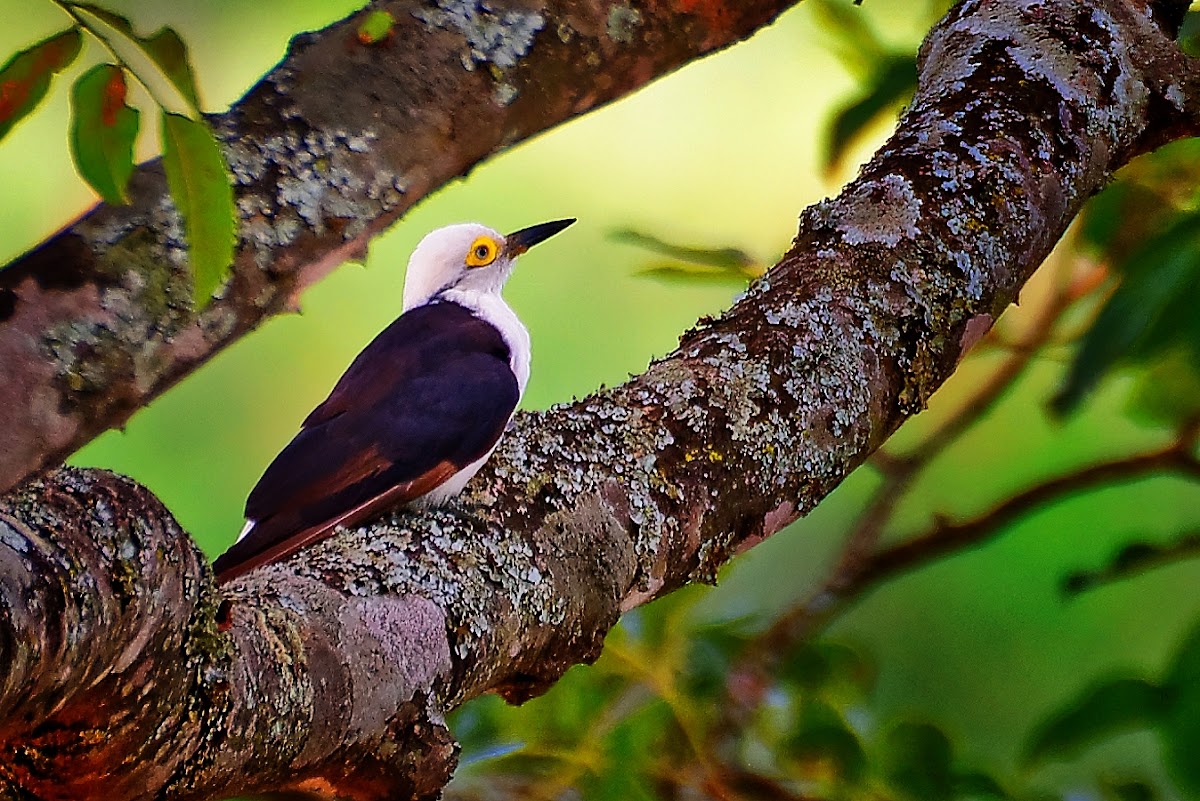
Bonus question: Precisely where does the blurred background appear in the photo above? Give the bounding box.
[2,1,1200,799]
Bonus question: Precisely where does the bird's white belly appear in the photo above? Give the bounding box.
[415,448,496,506]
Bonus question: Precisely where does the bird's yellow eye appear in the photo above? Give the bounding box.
[465,236,499,268]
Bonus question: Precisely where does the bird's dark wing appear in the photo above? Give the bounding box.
[213,301,519,583]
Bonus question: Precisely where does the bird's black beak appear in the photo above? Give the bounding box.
[505,218,576,257]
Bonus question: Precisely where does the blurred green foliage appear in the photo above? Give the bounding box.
[810,0,922,174]
[2,0,1200,799]
[1056,140,1200,416]
[1028,622,1200,799]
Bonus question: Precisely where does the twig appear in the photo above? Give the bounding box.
[1062,528,1200,597]
[860,440,1200,588]
[757,430,1200,658]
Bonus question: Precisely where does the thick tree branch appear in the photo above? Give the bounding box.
[3,0,1199,799]
[0,0,795,496]
[706,264,1181,732]
[816,266,1079,601]
[0,470,209,798]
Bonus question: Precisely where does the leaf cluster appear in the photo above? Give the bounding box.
[0,2,234,308]
[1055,139,1200,423]
[1026,621,1200,799]
[451,589,1200,801]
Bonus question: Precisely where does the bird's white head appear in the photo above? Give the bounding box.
[402,219,576,311]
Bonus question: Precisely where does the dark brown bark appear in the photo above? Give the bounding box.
[2,0,1199,799]
[0,0,795,496]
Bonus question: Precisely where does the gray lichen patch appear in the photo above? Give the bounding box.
[487,397,679,588]
[0,517,31,555]
[699,333,774,437]
[606,3,643,44]
[735,297,873,485]
[414,1,545,70]
[338,594,452,736]
[838,174,923,247]
[301,503,567,687]
[220,125,407,267]
[41,235,195,399]
[43,319,108,395]
[493,81,519,106]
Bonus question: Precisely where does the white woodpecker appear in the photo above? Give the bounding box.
[213,218,576,583]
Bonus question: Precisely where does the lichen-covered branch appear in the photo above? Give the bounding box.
[0,470,210,798]
[731,261,1082,680]
[0,0,796,496]
[2,0,1199,799]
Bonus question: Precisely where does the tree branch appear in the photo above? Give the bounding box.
[3,0,1198,798]
[749,429,1200,661]
[1063,527,1200,596]
[867,433,1200,584]
[818,259,1079,601]
[0,0,796,496]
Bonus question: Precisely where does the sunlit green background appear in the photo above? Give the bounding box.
[2,0,1199,795]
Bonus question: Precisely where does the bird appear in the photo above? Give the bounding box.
[212,218,576,583]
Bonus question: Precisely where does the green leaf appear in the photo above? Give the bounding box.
[357,10,396,45]
[495,661,628,747]
[612,228,762,277]
[140,26,200,109]
[449,694,507,758]
[955,771,1009,799]
[1080,181,1161,262]
[635,263,758,287]
[1125,349,1200,429]
[1024,678,1168,764]
[1180,10,1200,57]
[541,667,626,744]
[1078,139,1200,273]
[882,722,955,801]
[1053,213,1200,414]
[825,54,917,174]
[1102,778,1159,801]
[161,111,235,309]
[70,64,140,204]
[1163,621,1200,797]
[809,0,888,74]
[779,641,875,698]
[780,642,834,691]
[783,717,868,785]
[683,623,749,701]
[68,4,201,116]
[0,28,83,140]
[584,702,671,801]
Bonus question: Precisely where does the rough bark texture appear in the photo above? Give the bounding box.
[2,0,1199,799]
[0,0,794,496]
